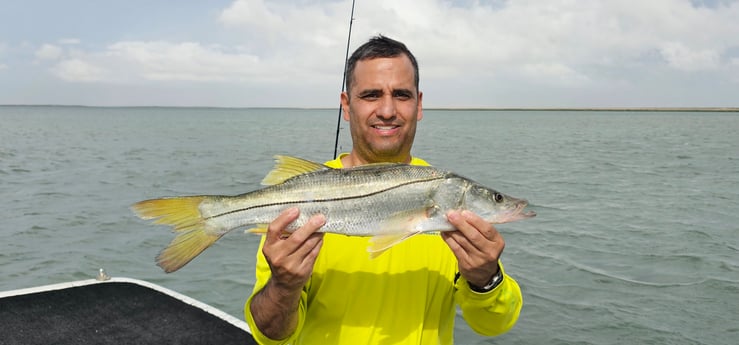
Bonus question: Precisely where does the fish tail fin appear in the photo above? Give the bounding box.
[368,231,421,259]
[131,196,206,231]
[131,196,221,273]
[157,227,223,273]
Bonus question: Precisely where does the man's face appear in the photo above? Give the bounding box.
[341,55,423,164]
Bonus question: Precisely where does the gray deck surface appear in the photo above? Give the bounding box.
[0,282,257,345]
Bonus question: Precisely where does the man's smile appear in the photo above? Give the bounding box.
[371,124,401,135]
[372,125,399,129]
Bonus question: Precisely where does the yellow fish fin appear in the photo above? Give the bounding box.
[245,225,269,234]
[246,225,295,239]
[367,207,430,258]
[261,155,328,186]
[131,196,221,273]
[157,227,223,273]
[368,231,422,259]
[131,196,207,232]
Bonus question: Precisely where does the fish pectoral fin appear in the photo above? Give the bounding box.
[379,207,431,231]
[245,224,269,234]
[261,155,329,185]
[368,231,422,259]
[245,225,291,238]
[367,208,430,258]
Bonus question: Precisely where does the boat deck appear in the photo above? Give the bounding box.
[0,278,256,345]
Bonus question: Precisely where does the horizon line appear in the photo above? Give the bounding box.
[1,104,738,112]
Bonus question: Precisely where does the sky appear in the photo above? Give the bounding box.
[1,0,738,108]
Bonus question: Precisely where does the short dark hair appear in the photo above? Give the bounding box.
[344,35,419,95]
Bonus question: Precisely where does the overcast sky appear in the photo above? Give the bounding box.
[1,0,738,108]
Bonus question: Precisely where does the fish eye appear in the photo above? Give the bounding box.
[494,193,504,203]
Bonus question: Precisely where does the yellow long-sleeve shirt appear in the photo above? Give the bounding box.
[245,155,522,344]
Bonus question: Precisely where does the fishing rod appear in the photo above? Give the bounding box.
[333,0,357,159]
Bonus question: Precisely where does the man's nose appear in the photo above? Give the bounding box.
[376,96,396,119]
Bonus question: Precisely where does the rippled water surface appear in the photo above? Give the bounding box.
[1,106,737,344]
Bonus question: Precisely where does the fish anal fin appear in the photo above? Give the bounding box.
[261,155,329,185]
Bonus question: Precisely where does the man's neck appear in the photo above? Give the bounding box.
[341,151,412,168]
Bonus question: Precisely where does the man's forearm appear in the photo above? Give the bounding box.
[249,279,303,340]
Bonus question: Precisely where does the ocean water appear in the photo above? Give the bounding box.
[1,105,737,344]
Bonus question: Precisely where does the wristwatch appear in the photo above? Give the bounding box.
[468,268,504,293]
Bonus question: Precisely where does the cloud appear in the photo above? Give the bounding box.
[216,0,351,76]
[41,0,739,86]
[520,63,591,86]
[106,41,261,82]
[218,0,285,31]
[218,0,347,48]
[659,42,720,71]
[729,57,739,83]
[35,44,64,60]
[48,41,321,84]
[20,0,739,106]
[0,42,7,70]
[52,59,108,82]
[216,0,739,84]
[58,38,81,45]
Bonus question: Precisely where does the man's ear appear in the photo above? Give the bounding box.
[341,92,351,121]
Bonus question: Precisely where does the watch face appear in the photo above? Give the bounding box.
[485,274,501,289]
[484,270,504,289]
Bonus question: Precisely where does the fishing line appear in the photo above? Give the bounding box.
[333,0,357,159]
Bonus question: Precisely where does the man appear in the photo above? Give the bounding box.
[245,35,522,344]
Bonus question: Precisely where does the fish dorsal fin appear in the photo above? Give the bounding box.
[261,155,328,185]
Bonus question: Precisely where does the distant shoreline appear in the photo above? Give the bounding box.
[427,107,739,112]
[1,104,737,112]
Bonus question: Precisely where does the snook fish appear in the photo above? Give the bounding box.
[132,155,536,272]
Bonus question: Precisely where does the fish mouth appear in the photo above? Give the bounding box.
[495,202,536,223]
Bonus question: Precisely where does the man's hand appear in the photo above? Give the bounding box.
[250,207,325,340]
[441,210,504,288]
[263,207,326,290]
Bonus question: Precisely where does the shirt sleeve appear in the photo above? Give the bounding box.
[243,156,347,344]
[453,262,523,336]
[244,236,308,345]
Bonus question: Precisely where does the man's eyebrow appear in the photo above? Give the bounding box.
[393,88,414,96]
[354,88,416,99]
[357,89,382,97]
